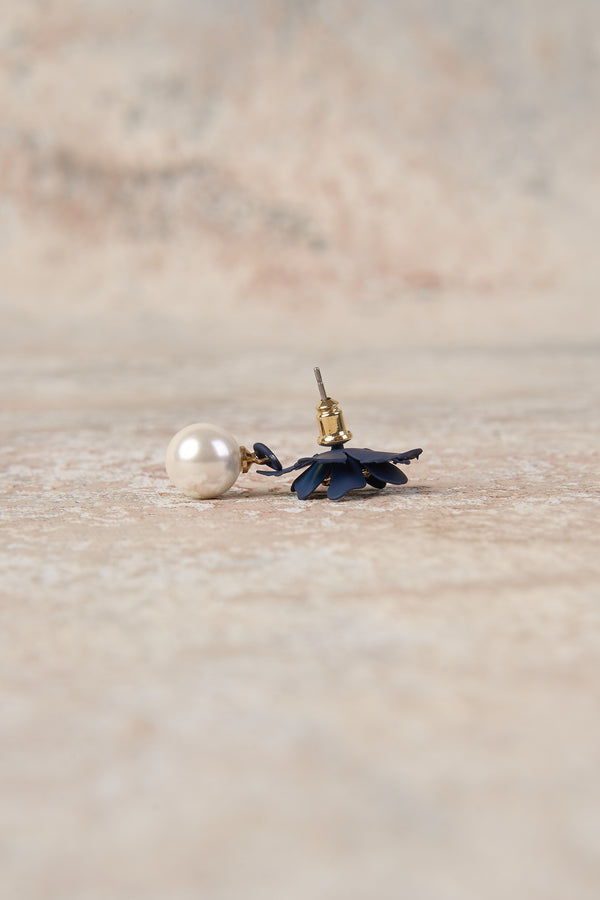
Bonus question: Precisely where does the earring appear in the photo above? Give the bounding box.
[257,368,422,500]
[166,422,280,499]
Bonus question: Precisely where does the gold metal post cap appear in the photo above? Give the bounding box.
[314,367,352,446]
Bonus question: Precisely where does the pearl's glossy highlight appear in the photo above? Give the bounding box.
[165,423,241,499]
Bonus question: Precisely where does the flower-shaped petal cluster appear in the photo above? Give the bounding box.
[258,447,422,500]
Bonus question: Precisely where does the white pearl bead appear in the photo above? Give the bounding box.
[165,423,241,499]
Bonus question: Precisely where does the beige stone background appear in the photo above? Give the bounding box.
[1,1,600,898]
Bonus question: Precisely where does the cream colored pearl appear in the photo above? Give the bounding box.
[165,423,241,499]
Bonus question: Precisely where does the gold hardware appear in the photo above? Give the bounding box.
[314,367,352,447]
[239,446,269,474]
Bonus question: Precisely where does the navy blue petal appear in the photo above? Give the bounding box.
[366,461,408,485]
[253,442,282,471]
[327,458,366,500]
[391,448,422,464]
[346,447,422,465]
[257,457,315,477]
[364,472,386,490]
[292,463,332,500]
[311,449,349,463]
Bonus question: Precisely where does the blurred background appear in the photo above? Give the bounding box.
[2,3,600,900]
[2,0,599,363]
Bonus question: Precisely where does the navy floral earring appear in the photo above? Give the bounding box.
[259,368,422,500]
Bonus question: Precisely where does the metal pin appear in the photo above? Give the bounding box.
[314,367,328,401]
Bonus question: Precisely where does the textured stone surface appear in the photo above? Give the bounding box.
[1,2,600,899]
